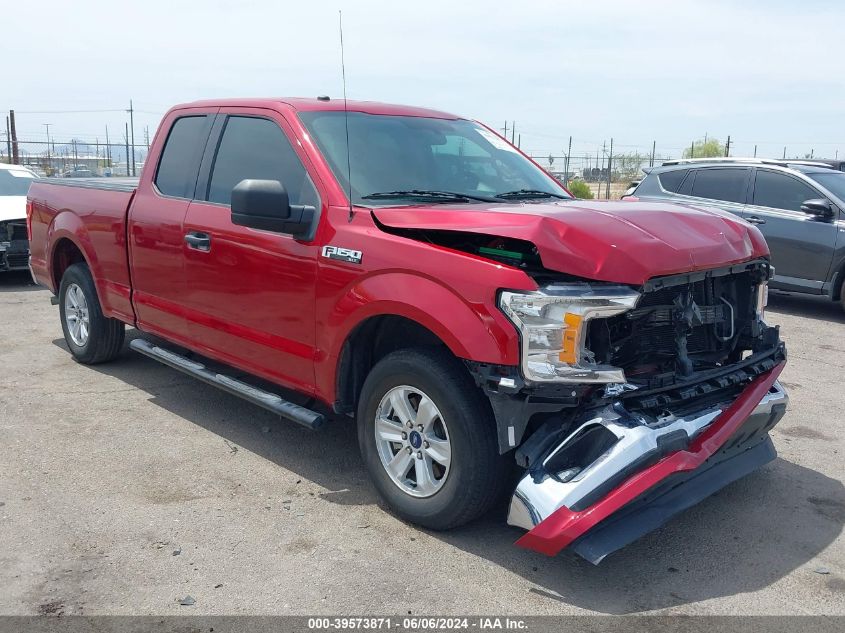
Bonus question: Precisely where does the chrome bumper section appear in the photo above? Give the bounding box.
[507,381,789,531]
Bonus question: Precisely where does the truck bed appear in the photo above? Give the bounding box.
[28,178,139,323]
[39,177,139,192]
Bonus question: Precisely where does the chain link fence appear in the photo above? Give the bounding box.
[528,152,680,199]
[1,138,149,177]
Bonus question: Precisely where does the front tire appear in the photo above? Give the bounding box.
[839,279,845,310]
[357,347,509,530]
[59,263,125,364]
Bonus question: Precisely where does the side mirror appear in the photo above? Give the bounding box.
[800,198,834,219]
[231,179,315,237]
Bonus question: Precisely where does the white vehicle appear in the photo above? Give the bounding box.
[0,163,38,272]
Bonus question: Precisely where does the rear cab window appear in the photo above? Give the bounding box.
[154,115,212,198]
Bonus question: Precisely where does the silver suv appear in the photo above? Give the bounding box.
[628,158,845,310]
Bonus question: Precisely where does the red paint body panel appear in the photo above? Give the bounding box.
[27,182,136,323]
[27,96,771,410]
[515,361,785,556]
[374,201,769,285]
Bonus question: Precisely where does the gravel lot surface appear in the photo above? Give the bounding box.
[1,270,842,615]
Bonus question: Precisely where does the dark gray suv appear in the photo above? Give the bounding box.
[628,158,845,310]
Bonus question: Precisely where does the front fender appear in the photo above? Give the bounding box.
[315,270,524,402]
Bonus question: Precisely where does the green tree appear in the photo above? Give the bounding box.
[567,179,594,199]
[616,152,647,179]
[683,138,725,159]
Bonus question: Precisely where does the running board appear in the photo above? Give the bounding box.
[129,339,325,430]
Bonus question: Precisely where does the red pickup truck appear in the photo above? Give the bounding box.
[27,98,787,562]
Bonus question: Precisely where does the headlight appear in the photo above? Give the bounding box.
[499,283,640,383]
[755,280,768,321]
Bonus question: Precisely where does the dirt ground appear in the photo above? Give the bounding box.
[0,270,842,615]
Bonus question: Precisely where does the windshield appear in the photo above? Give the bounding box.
[0,169,37,196]
[299,111,569,205]
[806,171,845,202]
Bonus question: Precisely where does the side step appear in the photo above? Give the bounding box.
[129,338,325,430]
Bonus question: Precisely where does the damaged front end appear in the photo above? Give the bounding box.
[0,219,30,271]
[474,259,787,562]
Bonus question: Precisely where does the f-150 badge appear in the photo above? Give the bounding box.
[322,245,363,264]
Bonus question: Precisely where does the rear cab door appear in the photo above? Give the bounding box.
[179,106,326,394]
[744,168,838,291]
[128,107,217,342]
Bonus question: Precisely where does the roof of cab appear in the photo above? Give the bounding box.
[171,97,462,120]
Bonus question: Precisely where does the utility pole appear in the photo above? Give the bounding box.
[72,139,78,166]
[128,100,136,176]
[599,141,606,198]
[43,123,52,171]
[9,110,19,164]
[690,140,694,158]
[753,145,757,158]
[105,125,111,166]
[810,148,814,159]
[650,140,656,167]
[511,121,516,145]
[517,133,520,149]
[564,135,572,186]
[5,116,11,164]
[124,123,130,176]
[783,146,786,159]
[502,121,509,139]
[145,126,150,153]
[606,137,613,200]
[725,135,731,157]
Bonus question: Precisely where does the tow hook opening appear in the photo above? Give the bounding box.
[543,424,617,484]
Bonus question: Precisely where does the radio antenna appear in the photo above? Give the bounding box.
[339,10,354,220]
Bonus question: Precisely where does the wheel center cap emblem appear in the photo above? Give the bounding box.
[409,431,422,449]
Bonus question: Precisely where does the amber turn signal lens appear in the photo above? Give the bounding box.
[559,313,583,365]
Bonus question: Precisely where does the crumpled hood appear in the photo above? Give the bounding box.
[372,200,769,285]
[0,196,27,223]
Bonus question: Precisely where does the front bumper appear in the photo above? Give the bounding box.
[0,240,30,271]
[508,362,787,562]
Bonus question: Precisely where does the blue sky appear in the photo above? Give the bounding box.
[3,0,844,161]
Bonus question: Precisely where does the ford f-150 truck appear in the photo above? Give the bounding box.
[27,98,787,563]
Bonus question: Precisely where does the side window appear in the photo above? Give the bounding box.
[206,116,318,207]
[657,169,688,193]
[689,168,749,203]
[155,116,208,198]
[753,170,820,211]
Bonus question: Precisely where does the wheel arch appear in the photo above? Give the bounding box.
[333,314,456,415]
[319,271,521,412]
[51,236,89,292]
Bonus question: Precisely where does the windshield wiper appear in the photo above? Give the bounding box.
[495,189,569,200]
[361,190,499,203]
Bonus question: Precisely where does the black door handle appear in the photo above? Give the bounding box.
[184,232,211,251]
[746,216,766,225]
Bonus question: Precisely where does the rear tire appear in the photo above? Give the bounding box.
[59,263,125,364]
[357,347,510,530]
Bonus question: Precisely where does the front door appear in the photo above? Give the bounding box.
[180,110,322,394]
[743,169,837,292]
